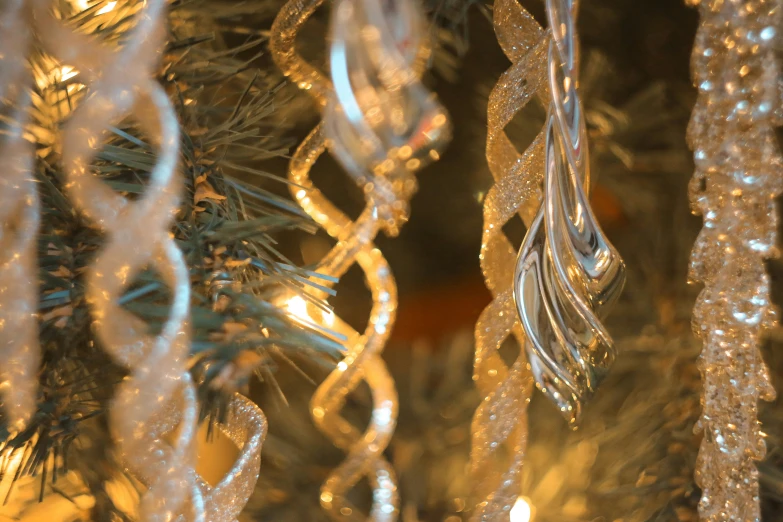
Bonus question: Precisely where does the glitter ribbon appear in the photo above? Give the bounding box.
[686,1,782,520]
[470,0,548,519]
[0,0,41,435]
[172,393,267,522]
[271,0,449,519]
[513,0,626,425]
[32,0,204,518]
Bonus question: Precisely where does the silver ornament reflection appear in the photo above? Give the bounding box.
[513,0,625,425]
[325,0,451,236]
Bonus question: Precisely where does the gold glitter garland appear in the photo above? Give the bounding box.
[0,0,41,435]
[271,0,449,519]
[470,0,548,519]
[686,0,783,520]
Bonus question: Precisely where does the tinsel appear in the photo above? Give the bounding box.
[246,1,783,520]
[469,0,548,518]
[686,0,783,521]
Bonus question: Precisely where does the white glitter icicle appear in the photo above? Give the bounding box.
[32,0,204,519]
[0,0,42,434]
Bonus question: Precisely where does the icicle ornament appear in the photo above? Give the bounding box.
[33,0,201,518]
[0,0,42,435]
[513,0,626,425]
[271,0,450,519]
[686,0,782,520]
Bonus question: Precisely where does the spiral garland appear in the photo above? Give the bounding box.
[32,0,204,519]
[685,0,782,520]
[271,0,449,519]
[513,0,626,426]
[469,0,548,519]
[174,394,267,522]
[0,0,41,435]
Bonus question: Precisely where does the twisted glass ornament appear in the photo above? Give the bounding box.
[513,0,625,425]
[32,1,204,519]
[0,0,41,435]
[686,1,782,520]
[271,0,449,519]
[470,0,548,519]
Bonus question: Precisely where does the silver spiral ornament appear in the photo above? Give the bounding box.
[325,0,448,236]
[32,0,205,519]
[0,0,41,435]
[513,0,626,425]
[271,0,449,519]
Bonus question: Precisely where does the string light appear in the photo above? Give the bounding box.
[97,1,117,14]
[71,0,117,13]
[285,295,336,328]
[0,448,28,502]
[510,496,533,522]
[286,295,309,321]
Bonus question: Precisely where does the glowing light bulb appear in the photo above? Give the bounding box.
[97,1,117,14]
[0,448,27,501]
[510,496,533,522]
[59,66,78,81]
[286,295,337,328]
[286,295,310,321]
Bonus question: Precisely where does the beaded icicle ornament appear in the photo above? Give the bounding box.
[686,0,782,520]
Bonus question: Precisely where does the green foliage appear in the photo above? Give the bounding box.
[0,0,339,516]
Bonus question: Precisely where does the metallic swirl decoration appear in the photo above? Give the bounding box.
[513,0,625,425]
[686,1,782,520]
[0,0,41,435]
[470,0,548,519]
[271,0,449,519]
[32,1,205,519]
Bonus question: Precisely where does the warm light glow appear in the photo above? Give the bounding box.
[286,295,335,327]
[71,0,116,13]
[510,496,533,522]
[286,295,310,321]
[97,1,117,14]
[0,448,26,502]
[37,65,80,89]
[59,66,78,82]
